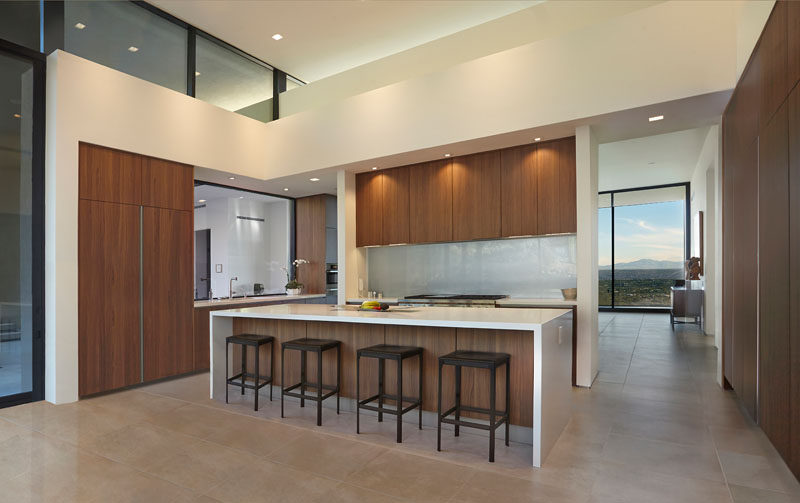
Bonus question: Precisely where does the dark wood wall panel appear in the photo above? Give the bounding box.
[409,159,453,244]
[760,1,790,130]
[78,200,141,396]
[557,137,577,233]
[789,85,800,476]
[500,144,538,237]
[296,195,327,294]
[142,207,194,381]
[452,151,501,241]
[141,157,194,211]
[79,143,142,205]
[789,0,800,88]
[758,102,791,460]
[381,167,410,245]
[355,171,383,247]
[722,119,735,387]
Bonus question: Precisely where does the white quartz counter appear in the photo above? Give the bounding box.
[210,303,570,331]
[194,294,324,309]
[496,298,577,308]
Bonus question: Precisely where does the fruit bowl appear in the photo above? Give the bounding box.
[360,301,390,312]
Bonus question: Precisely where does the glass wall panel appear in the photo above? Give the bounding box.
[195,35,273,123]
[64,1,188,92]
[0,1,40,51]
[0,52,34,399]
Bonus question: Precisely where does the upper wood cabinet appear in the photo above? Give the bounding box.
[788,0,800,89]
[501,144,538,237]
[760,1,790,130]
[381,167,411,245]
[79,143,142,205]
[452,151,501,241]
[533,137,576,235]
[356,171,383,247]
[409,159,453,244]
[142,157,194,211]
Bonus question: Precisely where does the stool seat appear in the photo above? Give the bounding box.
[439,350,510,368]
[226,334,274,346]
[282,338,340,351]
[358,344,423,360]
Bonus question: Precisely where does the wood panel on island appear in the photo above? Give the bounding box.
[354,136,577,248]
[77,142,194,396]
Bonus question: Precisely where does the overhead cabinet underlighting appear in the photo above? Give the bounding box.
[127,46,139,53]
[648,115,664,122]
[310,178,320,182]
[74,22,86,30]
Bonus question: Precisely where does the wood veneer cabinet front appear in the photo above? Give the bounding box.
[79,143,142,205]
[788,85,800,476]
[409,159,453,244]
[78,200,141,396]
[381,167,410,245]
[501,144,538,237]
[142,207,194,381]
[452,151,501,241]
[355,171,383,247]
[537,137,576,235]
[142,157,194,211]
[296,195,327,294]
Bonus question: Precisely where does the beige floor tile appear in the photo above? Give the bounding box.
[601,433,724,482]
[316,482,406,502]
[82,422,198,471]
[709,425,777,457]
[610,413,712,447]
[203,412,303,457]
[205,459,339,503]
[269,430,387,480]
[83,389,187,422]
[0,430,82,483]
[729,484,799,503]
[718,450,800,495]
[452,468,590,503]
[344,449,474,503]
[146,403,239,439]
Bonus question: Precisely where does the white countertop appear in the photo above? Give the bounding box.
[497,298,577,307]
[210,303,570,331]
[194,294,325,309]
[346,297,400,304]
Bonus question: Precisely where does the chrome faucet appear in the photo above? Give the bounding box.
[229,277,238,299]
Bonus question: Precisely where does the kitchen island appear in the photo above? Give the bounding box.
[209,304,572,467]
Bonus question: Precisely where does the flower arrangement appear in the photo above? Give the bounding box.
[282,258,309,291]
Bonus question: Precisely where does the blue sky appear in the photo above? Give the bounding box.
[599,200,685,266]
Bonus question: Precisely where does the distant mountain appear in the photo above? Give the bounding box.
[599,259,683,270]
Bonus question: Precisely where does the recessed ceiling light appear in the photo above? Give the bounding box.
[272,34,283,41]
[239,196,244,199]
[371,167,378,170]
[195,71,201,76]
[12,113,20,119]
[283,187,289,191]
[127,46,139,53]
[648,115,664,122]
[444,153,451,157]
[74,22,86,30]
[534,137,541,141]
[228,176,235,180]
[198,199,206,203]
[309,177,320,182]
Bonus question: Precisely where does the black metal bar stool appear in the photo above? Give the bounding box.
[437,350,510,462]
[356,344,423,443]
[281,338,341,426]
[225,334,275,411]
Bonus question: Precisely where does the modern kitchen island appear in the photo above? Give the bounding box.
[209,304,573,467]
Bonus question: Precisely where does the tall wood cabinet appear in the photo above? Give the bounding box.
[78,143,193,396]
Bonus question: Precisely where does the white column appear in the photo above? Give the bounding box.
[337,171,366,304]
[575,125,599,387]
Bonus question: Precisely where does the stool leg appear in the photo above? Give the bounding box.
[397,357,403,443]
[254,345,260,412]
[269,341,274,402]
[300,351,306,408]
[336,345,341,414]
[225,342,229,404]
[356,353,361,434]
[378,358,385,422]
[280,345,285,418]
[489,367,496,463]
[454,366,461,437]
[505,360,510,447]
[317,350,323,427]
[418,353,423,430]
[437,360,443,452]
[241,345,246,395]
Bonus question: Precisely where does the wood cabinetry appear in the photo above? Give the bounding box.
[536,137,576,235]
[409,159,453,244]
[381,167,410,245]
[78,199,141,396]
[501,144,538,237]
[452,151,501,241]
[296,194,328,294]
[789,85,800,477]
[78,143,194,396]
[355,171,383,247]
[143,207,194,381]
[760,1,790,131]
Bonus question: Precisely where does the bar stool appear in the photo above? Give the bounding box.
[225,334,275,411]
[356,344,423,443]
[437,350,510,462]
[281,338,341,426]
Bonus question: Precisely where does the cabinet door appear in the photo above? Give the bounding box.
[193,307,210,371]
[501,144,538,237]
[79,143,142,205]
[78,200,141,396]
[452,151,501,241]
[143,207,194,381]
[788,84,800,478]
[296,195,326,294]
[355,171,383,247]
[760,1,790,131]
[381,167,410,245]
[141,157,194,211]
[758,101,791,460]
[789,0,800,89]
[537,137,576,235]
[409,159,452,243]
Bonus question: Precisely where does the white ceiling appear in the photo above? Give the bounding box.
[193,183,290,205]
[148,0,537,82]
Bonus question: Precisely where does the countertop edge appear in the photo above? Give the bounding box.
[194,293,325,309]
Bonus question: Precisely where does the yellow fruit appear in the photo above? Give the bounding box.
[361,301,380,309]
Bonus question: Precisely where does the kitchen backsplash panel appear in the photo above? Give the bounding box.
[367,235,577,298]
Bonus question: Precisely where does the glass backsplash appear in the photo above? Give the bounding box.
[367,234,577,298]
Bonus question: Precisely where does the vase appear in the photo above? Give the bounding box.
[286,288,301,296]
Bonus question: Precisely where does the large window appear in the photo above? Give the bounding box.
[64,1,188,93]
[195,35,274,123]
[599,184,688,309]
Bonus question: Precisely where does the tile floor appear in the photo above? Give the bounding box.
[0,313,798,502]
